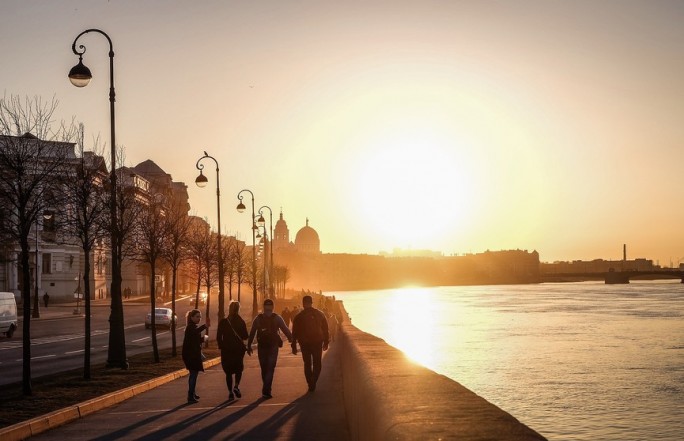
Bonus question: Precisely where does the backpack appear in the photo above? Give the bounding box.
[298,309,325,342]
[256,313,283,348]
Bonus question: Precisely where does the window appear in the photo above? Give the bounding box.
[42,253,52,274]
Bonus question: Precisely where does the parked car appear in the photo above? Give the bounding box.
[0,292,18,338]
[145,307,177,329]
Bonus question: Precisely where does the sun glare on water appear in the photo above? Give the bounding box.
[385,287,443,368]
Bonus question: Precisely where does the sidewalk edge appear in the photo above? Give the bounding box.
[0,357,221,441]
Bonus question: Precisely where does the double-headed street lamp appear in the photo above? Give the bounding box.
[257,206,274,298]
[195,152,226,320]
[69,29,127,369]
[236,189,258,318]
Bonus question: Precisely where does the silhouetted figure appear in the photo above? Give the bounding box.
[247,299,292,399]
[292,295,329,392]
[43,291,49,308]
[182,309,208,404]
[217,301,249,400]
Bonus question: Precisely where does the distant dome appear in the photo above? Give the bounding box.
[295,218,320,254]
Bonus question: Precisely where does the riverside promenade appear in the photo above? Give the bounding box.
[11,312,547,440]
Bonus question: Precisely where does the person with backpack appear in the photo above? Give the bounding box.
[216,301,249,401]
[247,298,293,399]
[291,295,329,392]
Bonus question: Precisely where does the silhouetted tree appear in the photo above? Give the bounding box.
[133,193,170,363]
[161,200,192,357]
[0,95,78,395]
[62,127,109,379]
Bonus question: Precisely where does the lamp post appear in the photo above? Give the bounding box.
[195,152,226,320]
[32,212,51,319]
[236,189,258,317]
[257,206,274,298]
[69,29,128,369]
[255,221,267,300]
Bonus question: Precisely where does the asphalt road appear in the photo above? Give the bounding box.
[0,296,202,386]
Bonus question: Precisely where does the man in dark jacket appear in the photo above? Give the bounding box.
[292,295,329,392]
[247,299,292,399]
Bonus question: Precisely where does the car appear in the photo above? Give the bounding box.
[145,307,177,329]
[0,292,18,338]
[188,292,207,306]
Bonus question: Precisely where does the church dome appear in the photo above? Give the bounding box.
[295,218,320,254]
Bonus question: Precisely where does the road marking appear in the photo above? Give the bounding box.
[65,349,85,355]
[31,354,57,360]
[132,336,150,342]
[102,345,108,348]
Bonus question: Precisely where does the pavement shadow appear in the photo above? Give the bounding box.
[212,395,310,440]
[290,341,350,440]
[89,403,190,441]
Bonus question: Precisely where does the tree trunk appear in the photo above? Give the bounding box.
[106,247,128,369]
[20,238,32,396]
[204,281,211,347]
[83,250,92,379]
[171,264,177,357]
[150,263,160,363]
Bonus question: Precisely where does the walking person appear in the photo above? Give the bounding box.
[291,295,329,392]
[217,301,249,401]
[43,291,49,308]
[182,309,208,404]
[247,299,292,399]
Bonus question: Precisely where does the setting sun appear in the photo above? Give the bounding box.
[352,124,478,249]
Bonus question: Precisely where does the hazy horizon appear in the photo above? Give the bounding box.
[2,0,683,264]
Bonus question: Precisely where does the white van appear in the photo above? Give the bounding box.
[0,292,18,338]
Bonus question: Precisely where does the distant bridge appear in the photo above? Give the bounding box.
[540,270,684,284]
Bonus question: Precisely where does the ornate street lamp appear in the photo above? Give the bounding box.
[258,206,274,298]
[195,152,226,320]
[237,189,258,317]
[69,29,127,369]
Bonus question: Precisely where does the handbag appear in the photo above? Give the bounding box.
[227,317,248,352]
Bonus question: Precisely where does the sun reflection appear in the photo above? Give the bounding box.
[385,287,441,368]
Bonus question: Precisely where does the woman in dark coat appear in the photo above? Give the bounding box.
[182,309,207,403]
[216,301,249,400]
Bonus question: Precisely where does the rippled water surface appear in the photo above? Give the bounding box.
[333,282,684,441]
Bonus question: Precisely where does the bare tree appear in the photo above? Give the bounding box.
[202,232,218,333]
[161,200,192,357]
[234,240,247,303]
[223,237,237,303]
[62,127,109,379]
[99,156,141,369]
[0,95,78,395]
[133,193,170,363]
[187,217,209,309]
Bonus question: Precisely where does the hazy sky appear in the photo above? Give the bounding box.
[2,0,684,264]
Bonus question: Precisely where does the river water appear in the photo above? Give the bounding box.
[332,281,684,441]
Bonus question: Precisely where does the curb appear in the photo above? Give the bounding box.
[0,357,221,441]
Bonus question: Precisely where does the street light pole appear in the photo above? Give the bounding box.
[32,211,52,319]
[237,189,258,318]
[195,152,226,320]
[69,29,128,369]
[257,206,274,298]
[32,218,39,319]
[255,222,267,300]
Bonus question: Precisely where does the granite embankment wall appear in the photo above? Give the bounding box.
[337,322,548,441]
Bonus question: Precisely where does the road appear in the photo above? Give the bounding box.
[0,295,203,386]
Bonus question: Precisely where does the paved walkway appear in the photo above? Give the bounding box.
[31,341,350,441]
